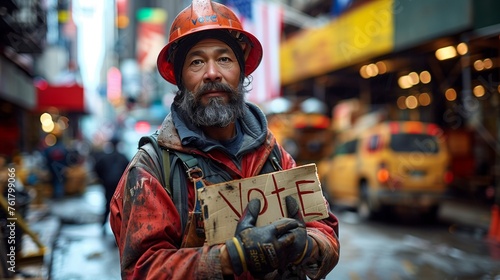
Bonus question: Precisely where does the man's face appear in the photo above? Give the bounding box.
[178,38,245,127]
[182,38,242,102]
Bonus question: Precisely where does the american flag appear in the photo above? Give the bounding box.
[226,0,253,19]
[225,0,283,105]
[331,0,353,17]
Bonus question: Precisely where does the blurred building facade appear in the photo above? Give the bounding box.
[0,0,47,156]
[278,0,500,205]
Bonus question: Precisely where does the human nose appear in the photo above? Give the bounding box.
[203,60,222,82]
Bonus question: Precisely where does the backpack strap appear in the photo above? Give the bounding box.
[138,133,201,232]
[161,148,171,194]
[269,144,283,171]
[175,152,205,213]
[138,134,171,196]
[176,152,203,181]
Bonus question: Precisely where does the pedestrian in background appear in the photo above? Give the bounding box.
[93,137,129,234]
[42,137,70,199]
[110,0,340,279]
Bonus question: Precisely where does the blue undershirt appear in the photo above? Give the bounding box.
[218,121,243,156]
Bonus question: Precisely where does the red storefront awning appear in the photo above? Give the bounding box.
[36,83,87,113]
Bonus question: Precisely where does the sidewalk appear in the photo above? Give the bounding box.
[16,184,120,280]
[15,207,59,279]
[440,198,492,230]
[48,184,120,280]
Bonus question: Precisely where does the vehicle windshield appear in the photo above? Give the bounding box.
[334,139,358,156]
[390,133,440,153]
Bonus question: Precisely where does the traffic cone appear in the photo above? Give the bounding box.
[487,205,500,260]
[487,204,500,242]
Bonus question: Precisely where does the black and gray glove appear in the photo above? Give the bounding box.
[225,196,313,277]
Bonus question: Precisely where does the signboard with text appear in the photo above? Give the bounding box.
[198,164,329,245]
[280,0,393,85]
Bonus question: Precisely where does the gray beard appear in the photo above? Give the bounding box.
[177,82,246,127]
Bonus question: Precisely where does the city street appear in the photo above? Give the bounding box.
[328,208,500,279]
[15,184,500,280]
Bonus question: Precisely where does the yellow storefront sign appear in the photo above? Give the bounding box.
[280,0,394,85]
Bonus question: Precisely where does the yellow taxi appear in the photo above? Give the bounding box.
[319,121,453,220]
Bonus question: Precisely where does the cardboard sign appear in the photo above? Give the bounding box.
[197,163,329,245]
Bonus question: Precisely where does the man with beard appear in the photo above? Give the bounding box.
[109,1,340,279]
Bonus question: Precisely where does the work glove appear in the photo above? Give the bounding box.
[225,196,313,277]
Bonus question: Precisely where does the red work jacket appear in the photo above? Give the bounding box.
[110,115,340,279]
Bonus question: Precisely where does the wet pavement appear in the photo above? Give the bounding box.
[328,209,500,279]
[49,185,120,280]
[51,223,120,280]
[16,184,120,280]
[14,183,499,280]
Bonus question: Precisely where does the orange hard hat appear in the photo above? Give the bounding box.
[157,0,263,85]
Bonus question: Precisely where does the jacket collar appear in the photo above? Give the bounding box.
[157,102,269,156]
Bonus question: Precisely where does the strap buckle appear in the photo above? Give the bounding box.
[184,166,204,182]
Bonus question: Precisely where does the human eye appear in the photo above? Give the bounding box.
[217,56,233,67]
[188,58,204,70]
[190,59,203,66]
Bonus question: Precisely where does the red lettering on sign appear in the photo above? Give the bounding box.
[218,183,268,219]
[248,188,267,214]
[218,182,243,218]
[216,177,322,221]
[271,173,286,217]
[296,180,322,217]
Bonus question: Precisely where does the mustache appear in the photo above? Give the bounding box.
[194,82,237,98]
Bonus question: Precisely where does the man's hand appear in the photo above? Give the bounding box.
[225,197,313,277]
[284,195,314,265]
